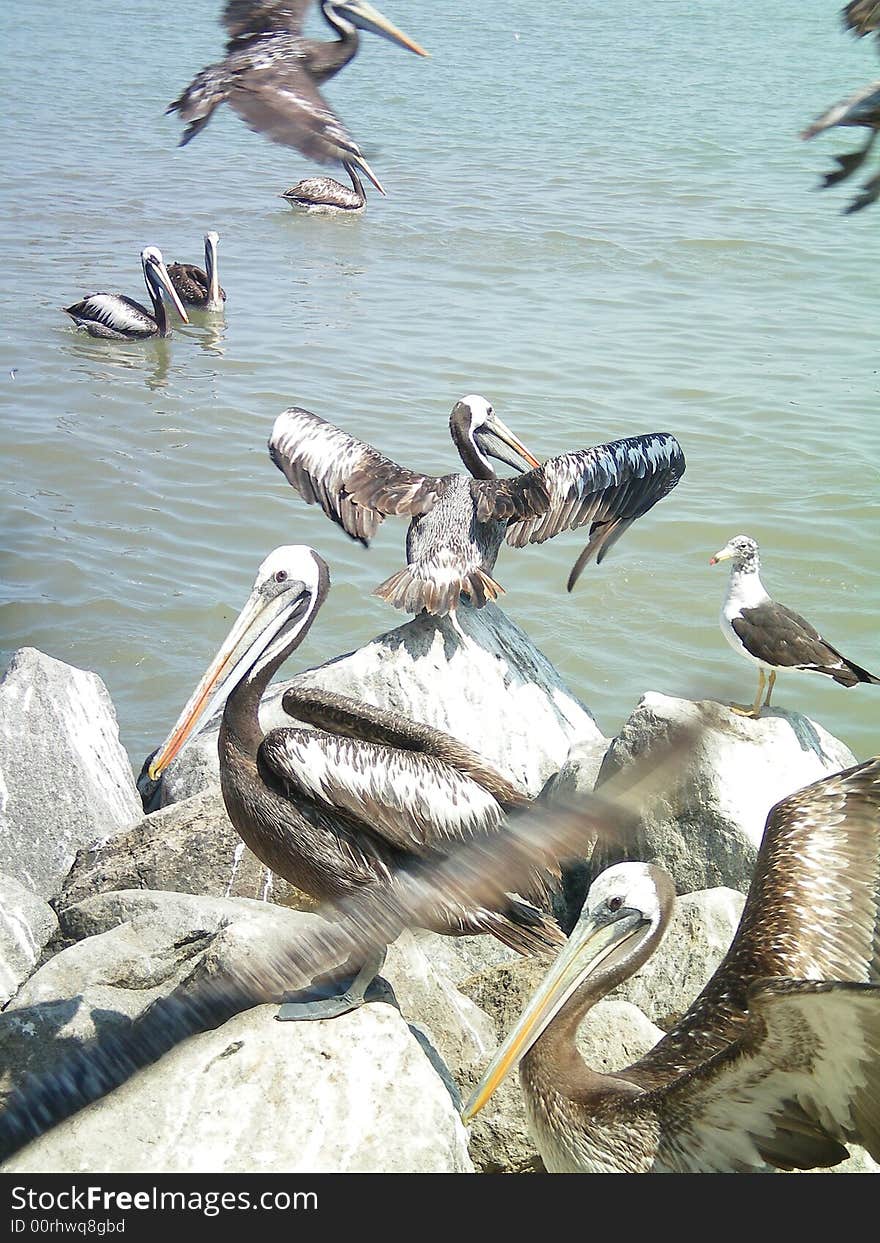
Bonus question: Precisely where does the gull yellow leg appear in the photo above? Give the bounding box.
[731,669,765,718]
[763,670,776,708]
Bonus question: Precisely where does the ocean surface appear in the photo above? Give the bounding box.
[1,1,878,769]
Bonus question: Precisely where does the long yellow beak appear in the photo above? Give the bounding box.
[493,414,542,470]
[462,912,646,1123]
[342,1,430,57]
[154,257,190,324]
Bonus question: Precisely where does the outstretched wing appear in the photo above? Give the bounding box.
[268,407,445,546]
[628,757,880,1089]
[222,1,311,41]
[644,980,880,1172]
[843,0,880,42]
[501,432,686,590]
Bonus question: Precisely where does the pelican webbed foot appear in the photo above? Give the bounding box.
[276,947,388,1022]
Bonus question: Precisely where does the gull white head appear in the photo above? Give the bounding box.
[710,534,761,573]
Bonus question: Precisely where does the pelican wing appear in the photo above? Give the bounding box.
[63,294,155,335]
[269,407,444,546]
[646,981,880,1172]
[628,757,880,1088]
[843,0,880,40]
[259,728,507,854]
[501,433,686,590]
[222,1,311,41]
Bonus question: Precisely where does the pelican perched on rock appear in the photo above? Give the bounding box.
[168,1,428,194]
[62,247,190,340]
[281,159,367,212]
[168,231,226,311]
[144,545,564,1018]
[710,535,879,717]
[464,759,880,1172]
[269,397,686,616]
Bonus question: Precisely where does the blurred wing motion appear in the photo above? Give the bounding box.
[502,433,686,591]
[843,0,880,40]
[0,725,698,1162]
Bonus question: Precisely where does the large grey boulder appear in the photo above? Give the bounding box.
[155,602,602,806]
[58,788,310,913]
[0,649,141,897]
[4,1002,473,1174]
[591,694,857,894]
[0,875,59,1007]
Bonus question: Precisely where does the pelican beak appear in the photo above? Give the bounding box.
[146,581,310,782]
[487,413,542,471]
[462,908,647,1123]
[339,1,430,57]
[352,152,386,195]
[153,255,190,325]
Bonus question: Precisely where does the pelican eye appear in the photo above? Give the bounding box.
[608,895,624,913]
[274,569,288,584]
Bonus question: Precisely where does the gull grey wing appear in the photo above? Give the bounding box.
[502,433,686,590]
[268,407,444,546]
[646,981,880,1172]
[627,757,880,1089]
[259,728,507,853]
[222,1,311,40]
[731,601,877,683]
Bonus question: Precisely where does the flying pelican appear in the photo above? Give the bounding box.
[268,397,686,617]
[168,231,226,311]
[710,535,879,717]
[464,758,880,1172]
[281,159,368,212]
[62,246,190,341]
[144,545,565,1019]
[168,1,428,194]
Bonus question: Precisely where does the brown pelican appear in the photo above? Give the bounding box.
[802,80,880,212]
[281,159,367,212]
[62,246,190,340]
[167,231,226,311]
[710,535,879,718]
[168,1,428,194]
[269,397,686,617]
[464,758,880,1172]
[145,545,564,1018]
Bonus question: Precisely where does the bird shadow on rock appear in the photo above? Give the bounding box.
[766,709,834,763]
[0,998,133,1099]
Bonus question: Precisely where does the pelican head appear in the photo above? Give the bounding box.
[709,534,760,571]
[141,245,190,324]
[462,862,675,1123]
[452,395,542,475]
[330,1,429,57]
[147,546,329,782]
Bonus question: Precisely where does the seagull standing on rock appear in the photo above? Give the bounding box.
[710,535,880,718]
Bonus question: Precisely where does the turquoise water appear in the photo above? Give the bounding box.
[1,1,878,765]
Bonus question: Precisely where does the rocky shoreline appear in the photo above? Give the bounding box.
[0,603,875,1173]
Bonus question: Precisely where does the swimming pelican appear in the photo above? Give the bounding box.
[144,545,565,1018]
[62,247,190,340]
[464,759,880,1172]
[281,159,367,212]
[168,231,226,311]
[168,1,428,194]
[269,397,686,616]
[711,535,879,717]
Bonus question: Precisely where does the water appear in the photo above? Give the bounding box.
[1,1,878,768]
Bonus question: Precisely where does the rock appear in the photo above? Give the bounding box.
[412,930,518,986]
[540,734,611,803]
[155,601,602,806]
[0,890,326,1102]
[459,950,664,1172]
[0,875,59,1007]
[0,649,141,897]
[591,694,857,894]
[58,788,312,913]
[4,1002,473,1173]
[613,887,745,1028]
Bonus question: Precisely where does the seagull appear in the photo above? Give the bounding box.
[710,535,879,717]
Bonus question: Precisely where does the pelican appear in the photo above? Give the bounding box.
[62,246,190,340]
[802,80,880,212]
[464,759,880,1172]
[144,545,564,1018]
[269,397,686,617]
[168,1,428,194]
[281,159,367,212]
[167,231,226,311]
[710,535,879,717]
